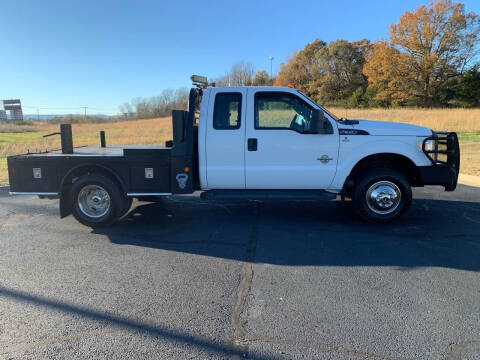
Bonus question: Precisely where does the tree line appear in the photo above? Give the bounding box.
[276,0,480,108]
[120,0,479,117]
[119,88,189,119]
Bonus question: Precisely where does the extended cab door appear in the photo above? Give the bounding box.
[245,89,338,189]
[204,88,247,189]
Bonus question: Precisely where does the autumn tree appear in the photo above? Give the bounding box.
[310,39,368,104]
[253,70,271,86]
[275,39,367,105]
[274,39,327,95]
[363,41,413,106]
[366,0,480,106]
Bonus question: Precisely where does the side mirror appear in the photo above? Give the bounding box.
[310,109,332,134]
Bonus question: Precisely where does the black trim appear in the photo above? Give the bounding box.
[254,91,317,134]
[250,127,319,134]
[247,138,257,151]
[417,165,458,191]
[200,189,337,201]
[338,119,360,125]
[213,92,242,130]
[421,131,460,191]
[339,129,369,135]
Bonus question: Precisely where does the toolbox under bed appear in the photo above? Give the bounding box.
[8,145,174,195]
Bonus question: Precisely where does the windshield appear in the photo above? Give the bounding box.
[295,90,339,121]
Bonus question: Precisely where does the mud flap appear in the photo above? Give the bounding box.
[59,184,73,218]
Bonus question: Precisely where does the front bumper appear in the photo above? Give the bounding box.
[418,132,460,191]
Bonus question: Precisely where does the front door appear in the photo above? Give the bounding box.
[245,89,338,189]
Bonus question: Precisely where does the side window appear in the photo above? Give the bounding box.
[255,92,313,132]
[213,92,241,130]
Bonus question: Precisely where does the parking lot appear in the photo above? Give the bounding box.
[1,184,479,359]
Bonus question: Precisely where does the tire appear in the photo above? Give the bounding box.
[352,168,412,223]
[71,174,123,228]
[119,197,133,218]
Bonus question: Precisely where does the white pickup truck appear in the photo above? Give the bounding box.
[7,76,460,227]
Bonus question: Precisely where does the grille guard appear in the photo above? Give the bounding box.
[422,131,460,191]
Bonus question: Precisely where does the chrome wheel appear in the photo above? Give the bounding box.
[78,185,111,218]
[365,181,401,215]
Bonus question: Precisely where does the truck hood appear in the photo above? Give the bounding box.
[351,120,432,136]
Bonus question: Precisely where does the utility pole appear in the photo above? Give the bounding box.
[81,107,87,122]
[268,56,274,80]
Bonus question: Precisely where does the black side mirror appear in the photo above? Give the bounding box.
[310,109,332,134]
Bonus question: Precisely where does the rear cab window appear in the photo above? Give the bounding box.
[213,93,242,130]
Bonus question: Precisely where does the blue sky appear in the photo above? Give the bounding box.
[1,0,479,115]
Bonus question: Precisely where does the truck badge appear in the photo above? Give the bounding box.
[176,173,188,189]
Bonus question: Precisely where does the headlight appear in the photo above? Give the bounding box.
[417,138,434,151]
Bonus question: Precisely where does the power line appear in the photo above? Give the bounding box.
[21,105,118,111]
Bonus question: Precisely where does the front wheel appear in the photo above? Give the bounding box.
[352,169,412,223]
[71,174,123,227]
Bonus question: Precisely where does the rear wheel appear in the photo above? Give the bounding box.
[71,174,123,227]
[353,169,412,223]
[119,197,133,218]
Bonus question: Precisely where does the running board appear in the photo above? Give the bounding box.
[200,189,337,201]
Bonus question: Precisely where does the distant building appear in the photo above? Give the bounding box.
[2,99,23,121]
[0,109,7,121]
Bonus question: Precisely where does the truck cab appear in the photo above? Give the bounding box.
[199,86,338,190]
[7,76,460,227]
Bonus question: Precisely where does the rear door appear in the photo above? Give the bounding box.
[205,88,246,189]
[245,89,338,189]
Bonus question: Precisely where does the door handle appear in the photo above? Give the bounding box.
[248,138,257,151]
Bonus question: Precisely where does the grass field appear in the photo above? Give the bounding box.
[0,108,479,185]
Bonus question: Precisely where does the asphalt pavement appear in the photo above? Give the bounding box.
[0,184,479,359]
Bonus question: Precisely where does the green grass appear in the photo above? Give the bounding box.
[0,131,47,145]
[457,132,480,142]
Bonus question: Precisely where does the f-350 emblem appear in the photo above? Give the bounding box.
[317,155,333,164]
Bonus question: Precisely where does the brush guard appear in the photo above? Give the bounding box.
[421,132,460,191]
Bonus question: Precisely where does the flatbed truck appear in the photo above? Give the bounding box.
[7,76,460,227]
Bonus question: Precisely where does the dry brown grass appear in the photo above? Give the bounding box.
[459,142,480,176]
[0,158,7,185]
[0,117,172,158]
[327,107,480,133]
[0,122,41,133]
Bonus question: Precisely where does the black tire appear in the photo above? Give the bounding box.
[119,197,133,218]
[352,168,412,223]
[71,174,123,228]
